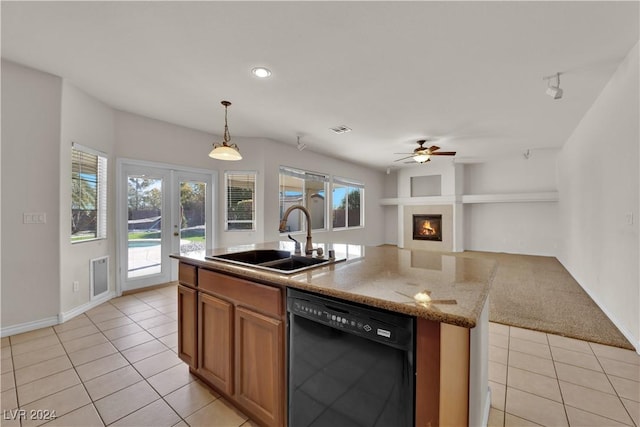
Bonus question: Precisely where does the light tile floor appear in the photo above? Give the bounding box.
[1,284,638,426]
[1,285,257,427]
[488,322,639,427]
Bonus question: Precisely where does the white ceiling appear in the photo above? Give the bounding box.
[2,1,638,170]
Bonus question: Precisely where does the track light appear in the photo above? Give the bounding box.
[296,136,307,151]
[544,72,563,100]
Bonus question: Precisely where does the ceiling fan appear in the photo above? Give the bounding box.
[394,139,456,164]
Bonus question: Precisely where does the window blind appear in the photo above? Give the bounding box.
[71,143,108,242]
[225,172,256,231]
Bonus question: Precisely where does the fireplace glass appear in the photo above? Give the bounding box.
[412,215,442,241]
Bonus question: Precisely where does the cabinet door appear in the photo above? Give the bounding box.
[235,306,284,427]
[198,293,234,395]
[177,285,197,368]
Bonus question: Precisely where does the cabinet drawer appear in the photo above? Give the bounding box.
[199,269,282,317]
[179,263,197,287]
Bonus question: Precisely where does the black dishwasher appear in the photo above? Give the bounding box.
[287,288,415,427]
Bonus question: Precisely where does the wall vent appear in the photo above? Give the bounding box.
[91,256,109,300]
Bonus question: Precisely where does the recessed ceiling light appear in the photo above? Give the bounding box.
[251,67,271,78]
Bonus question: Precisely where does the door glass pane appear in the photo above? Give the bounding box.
[180,180,206,256]
[127,176,163,278]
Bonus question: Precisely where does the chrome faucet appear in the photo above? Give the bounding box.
[279,205,314,255]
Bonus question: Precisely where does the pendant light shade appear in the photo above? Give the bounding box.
[209,100,242,161]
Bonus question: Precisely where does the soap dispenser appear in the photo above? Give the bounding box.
[288,234,301,255]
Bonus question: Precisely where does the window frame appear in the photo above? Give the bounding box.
[224,171,257,232]
[279,166,329,234]
[331,176,365,231]
[71,142,108,244]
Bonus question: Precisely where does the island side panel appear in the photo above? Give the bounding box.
[416,318,441,427]
[469,299,490,427]
[440,323,470,426]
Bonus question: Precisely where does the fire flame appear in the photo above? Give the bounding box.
[420,220,436,236]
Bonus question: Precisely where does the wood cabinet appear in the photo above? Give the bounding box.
[198,292,233,395]
[177,284,197,368]
[235,306,284,427]
[177,262,285,427]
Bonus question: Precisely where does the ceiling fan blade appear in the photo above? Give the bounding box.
[427,145,441,152]
[393,152,414,155]
[394,155,415,162]
[430,151,456,156]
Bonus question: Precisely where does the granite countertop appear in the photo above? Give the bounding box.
[171,241,496,328]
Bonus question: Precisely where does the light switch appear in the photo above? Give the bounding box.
[626,212,634,225]
[23,212,46,224]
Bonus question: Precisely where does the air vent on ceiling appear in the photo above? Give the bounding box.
[329,125,352,134]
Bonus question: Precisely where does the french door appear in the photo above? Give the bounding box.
[118,161,215,293]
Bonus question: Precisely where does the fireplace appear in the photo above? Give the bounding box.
[413,214,443,241]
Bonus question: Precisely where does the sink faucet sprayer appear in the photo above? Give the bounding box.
[279,205,322,256]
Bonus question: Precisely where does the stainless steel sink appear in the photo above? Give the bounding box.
[205,249,343,274]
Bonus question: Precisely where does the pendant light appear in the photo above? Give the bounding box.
[209,100,242,161]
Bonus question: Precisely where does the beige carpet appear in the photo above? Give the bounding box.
[462,251,634,350]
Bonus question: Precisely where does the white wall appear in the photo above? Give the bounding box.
[383,171,398,245]
[1,60,62,329]
[557,43,639,349]
[464,202,559,256]
[397,160,457,198]
[463,152,560,256]
[388,157,560,256]
[114,111,387,249]
[463,151,557,194]
[59,82,116,313]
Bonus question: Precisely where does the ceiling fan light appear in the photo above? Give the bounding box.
[414,153,430,163]
[209,144,242,160]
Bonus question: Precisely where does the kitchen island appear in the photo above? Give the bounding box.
[171,242,496,427]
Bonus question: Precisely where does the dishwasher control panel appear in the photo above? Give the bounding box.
[288,290,414,347]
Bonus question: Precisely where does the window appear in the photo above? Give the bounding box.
[71,143,107,242]
[225,172,256,231]
[332,177,364,229]
[279,167,328,232]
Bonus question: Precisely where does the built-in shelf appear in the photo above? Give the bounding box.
[380,191,559,206]
[379,195,458,206]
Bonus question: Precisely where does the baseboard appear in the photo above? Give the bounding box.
[578,286,640,355]
[121,281,177,296]
[1,316,59,338]
[0,291,116,338]
[58,291,116,323]
[557,256,640,354]
[482,387,492,427]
